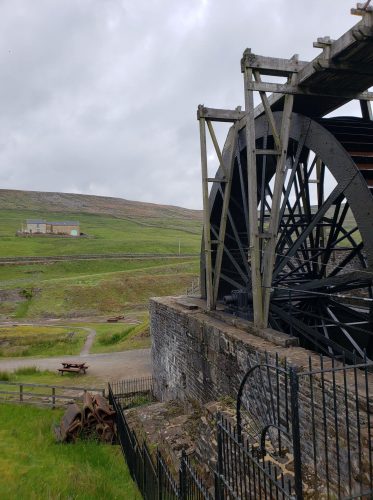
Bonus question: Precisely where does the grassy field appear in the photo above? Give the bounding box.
[0,257,196,287]
[0,192,201,323]
[0,259,199,321]
[0,208,201,257]
[0,325,87,358]
[0,404,140,499]
[89,319,150,353]
[0,191,201,363]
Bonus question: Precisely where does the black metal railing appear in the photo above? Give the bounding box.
[109,383,212,499]
[236,353,373,499]
[110,376,156,409]
[216,413,295,499]
[296,355,373,499]
[110,358,373,499]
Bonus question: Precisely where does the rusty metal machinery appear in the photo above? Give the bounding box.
[199,4,373,362]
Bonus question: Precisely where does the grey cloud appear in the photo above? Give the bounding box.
[0,0,360,208]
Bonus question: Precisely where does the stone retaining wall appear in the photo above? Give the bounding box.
[150,295,373,496]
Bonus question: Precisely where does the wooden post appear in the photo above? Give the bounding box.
[213,124,238,304]
[20,384,23,402]
[199,111,214,310]
[52,387,56,408]
[261,74,295,326]
[206,120,228,178]
[360,100,373,120]
[244,64,264,327]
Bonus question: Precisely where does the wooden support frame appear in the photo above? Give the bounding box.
[246,81,373,100]
[244,66,264,327]
[197,106,241,310]
[360,99,373,120]
[213,123,239,305]
[197,4,373,327]
[261,74,295,326]
[199,115,213,310]
[197,106,246,123]
[240,50,298,328]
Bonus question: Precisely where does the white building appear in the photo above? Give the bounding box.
[25,219,47,234]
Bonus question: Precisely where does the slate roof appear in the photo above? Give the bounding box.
[26,219,46,224]
[48,221,79,226]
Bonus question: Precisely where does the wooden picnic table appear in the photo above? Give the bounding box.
[58,361,89,375]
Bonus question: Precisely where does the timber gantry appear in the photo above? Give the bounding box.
[198,3,373,362]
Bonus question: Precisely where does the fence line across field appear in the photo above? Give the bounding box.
[0,381,105,408]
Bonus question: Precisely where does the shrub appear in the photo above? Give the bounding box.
[14,366,39,376]
[0,371,10,381]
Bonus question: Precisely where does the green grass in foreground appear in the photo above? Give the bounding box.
[0,325,87,358]
[0,404,140,499]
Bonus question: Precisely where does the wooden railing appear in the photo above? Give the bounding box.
[0,381,105,408]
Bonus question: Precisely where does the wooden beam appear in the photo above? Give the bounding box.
[253,70,281,150]
[197,106,246,123]
[241,49,307,76]
[351,4,373,16]
[313,36,334,49]
[244,68,264,328]
[206,120,228,178]
[261,74,296,327]
[213,124,238,305]
[256,149,280,155]
[360,100,373,120]
[246,81,373,100]
[314,59,373,76]
[199,117,213,310]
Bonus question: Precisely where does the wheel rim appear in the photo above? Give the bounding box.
[204,112,373,361]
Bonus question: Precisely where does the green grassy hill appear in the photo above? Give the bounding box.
[0,189,202,257]
[0,190,202,325]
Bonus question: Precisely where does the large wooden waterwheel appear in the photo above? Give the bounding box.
[199,5,373,361]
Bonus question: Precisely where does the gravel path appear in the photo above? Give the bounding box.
[79,327,96,356]
[0,349,152,382]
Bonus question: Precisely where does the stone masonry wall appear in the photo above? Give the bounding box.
[150,296,373,496]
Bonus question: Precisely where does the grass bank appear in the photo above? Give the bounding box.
[89,319,150,353]
[0,325,87,358]
[0,404,140,499]
[0,259,199,320]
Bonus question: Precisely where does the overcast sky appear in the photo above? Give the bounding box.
[0,0,362,209]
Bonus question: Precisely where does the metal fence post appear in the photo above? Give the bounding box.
[290,367,303,499]
[216,412,224,500]
[179,450,187,500]
[142,444,146,495]
[157,451,162,500]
